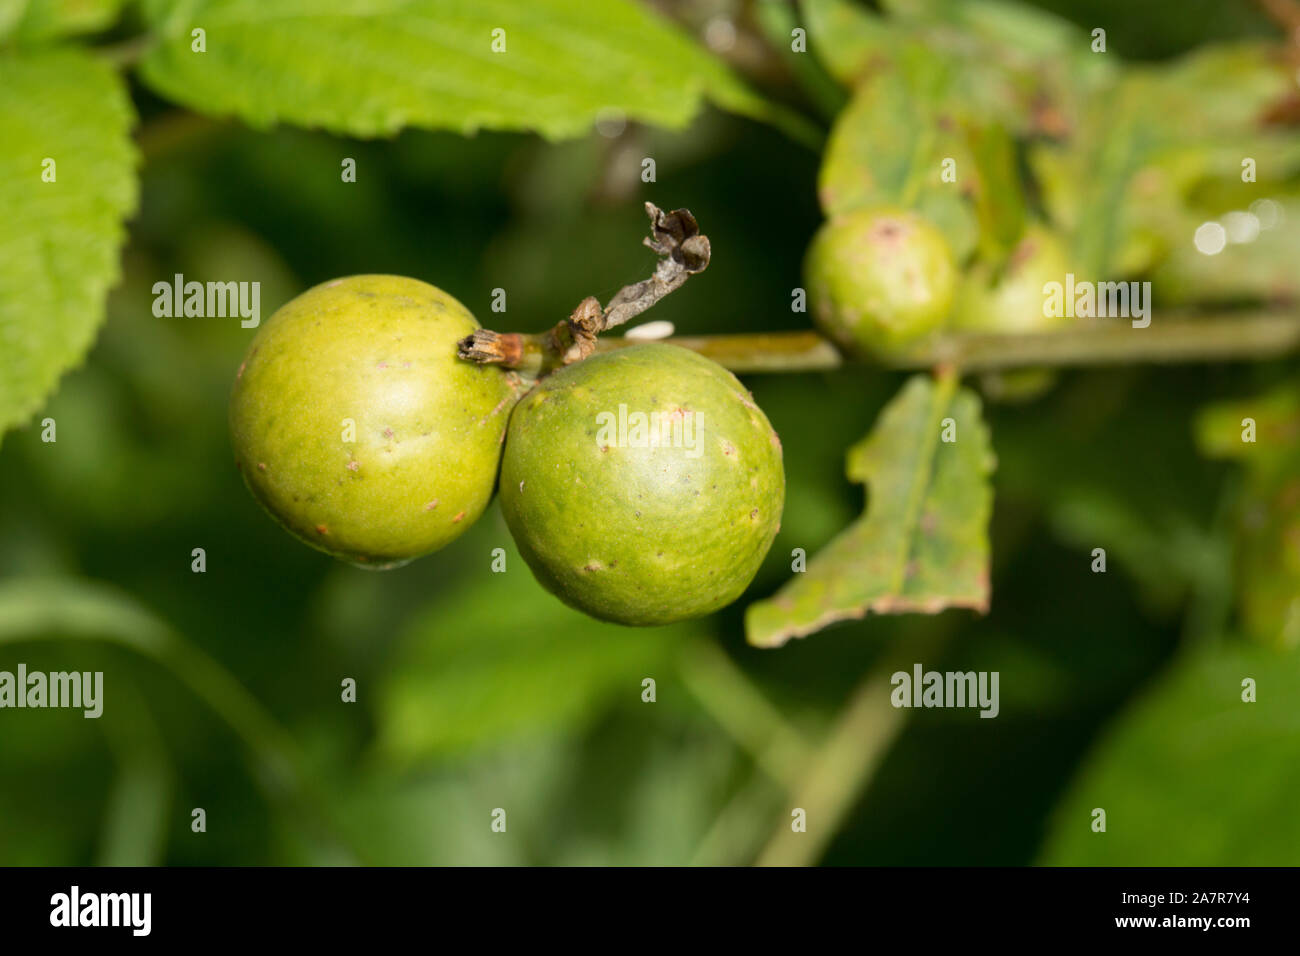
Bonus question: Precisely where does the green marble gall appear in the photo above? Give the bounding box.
[229,275,517,568]
[806,206,956,356]
[499,344,785,626]
[951,224,1072,334]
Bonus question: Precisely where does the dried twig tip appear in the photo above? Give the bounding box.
[458,329,523,366]
[644,202,711,274]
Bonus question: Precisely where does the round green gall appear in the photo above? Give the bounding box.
[951,225,1073,403]
[499,343,785,626]
[806,206,956,356]
[229,275,518,568]
[950,224,1072,334]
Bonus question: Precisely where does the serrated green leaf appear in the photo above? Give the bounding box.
[799,0,894,87]
[963,122,1024,260]
[137,0,792,142]
[746,373,995,648]
[377,535,698,760]
[1040,641,1300,865]
[805,0,1104,132]
[0,51,137,436]
[817,58,979,259]
[1031,42,1296,279]
[0,0,123,43]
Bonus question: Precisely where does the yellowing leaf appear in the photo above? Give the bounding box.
[746,373,995,648]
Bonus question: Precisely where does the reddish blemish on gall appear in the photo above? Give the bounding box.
[315,524,329,535]
[347,460,359,472]
[424,499,439,511]
[257,462,267,471]
[383,427,395,439]
[452,510,465,523]
[377,361,389,369]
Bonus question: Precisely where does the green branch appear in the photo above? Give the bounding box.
[593,310,1300,374]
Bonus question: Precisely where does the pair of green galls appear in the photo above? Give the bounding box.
[228,276,785,626]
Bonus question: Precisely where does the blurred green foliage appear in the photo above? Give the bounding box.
[1,0,1297,865]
